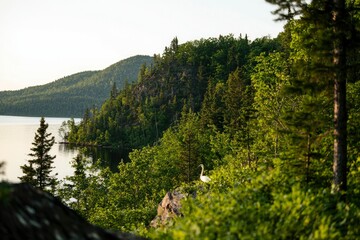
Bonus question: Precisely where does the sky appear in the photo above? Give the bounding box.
[0,0,284,91]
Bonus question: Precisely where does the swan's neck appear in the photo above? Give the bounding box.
[200,166,204,176]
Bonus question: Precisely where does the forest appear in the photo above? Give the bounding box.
[19,0,360,239]
[0,55,153,117]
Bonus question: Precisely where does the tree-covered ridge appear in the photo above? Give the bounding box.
[0,55,153,118]
[58,0,360,235]
[67,35,281,156]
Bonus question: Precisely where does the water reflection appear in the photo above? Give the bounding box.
[0,116,80,182]
[60,144,129,173]
[0,115,129,182]
[57,143,78,157]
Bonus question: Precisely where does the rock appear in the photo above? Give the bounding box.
[150,190,186,228]
[0,182,145,240]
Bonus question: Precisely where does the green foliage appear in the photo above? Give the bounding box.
[57,152,89,217]
[251,52,291,160]
[67,35,280,160]
[58,146,170,231]
[347,81,360,161]
[267,0,360,193]
[149,160,360,239]
[54,15,360,239]
[19,117,57,192]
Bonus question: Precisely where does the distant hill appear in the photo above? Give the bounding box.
[0,55,153,118]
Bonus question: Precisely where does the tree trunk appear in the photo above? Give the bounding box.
[188,134,191,183]
[306,134,311,185]
[332,0,348,193]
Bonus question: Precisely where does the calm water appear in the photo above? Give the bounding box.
[0,115,80,182]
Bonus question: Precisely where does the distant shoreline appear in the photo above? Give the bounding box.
[57,141,115,149]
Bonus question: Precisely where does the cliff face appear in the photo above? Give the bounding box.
[0,182,145,240]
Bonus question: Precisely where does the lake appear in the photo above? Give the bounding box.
[0,115,80,182]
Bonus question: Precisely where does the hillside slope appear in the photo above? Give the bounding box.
[68,36,282,154]
[0,55,153,118]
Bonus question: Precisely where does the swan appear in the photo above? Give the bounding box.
[198,164,211,183]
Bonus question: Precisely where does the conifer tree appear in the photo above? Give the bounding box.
[224,68,254,165]
[0,161,5,175]
[19,117,57,192]
[110,82,118,99]
[178,107,204,183]
[266,0,360,193]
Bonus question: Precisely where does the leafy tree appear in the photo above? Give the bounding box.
[251,52,289,158]
[19,117,57,192]
[347,81,360,162]
[58,119,77,142]
[58,152,91,218]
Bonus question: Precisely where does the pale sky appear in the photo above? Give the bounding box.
[0,0,284,91]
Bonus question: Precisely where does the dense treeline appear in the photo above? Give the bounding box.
[67,35,280,158]
[57,0,360,238]
[0,55,153,117]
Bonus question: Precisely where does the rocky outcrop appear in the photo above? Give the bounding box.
[150,190,186,228]
[0,182,145,240]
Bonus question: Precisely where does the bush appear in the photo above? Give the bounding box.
[148,162,360,240]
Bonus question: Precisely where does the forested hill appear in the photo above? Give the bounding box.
[0,55,153,118]
[32,2,360,238]
[67,35,281,155]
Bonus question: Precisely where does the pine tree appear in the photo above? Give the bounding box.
[265,0,360,193]
[110,82,118,99]
[0,161,5,175]
[19,117,57,192]
[224,68,254,166]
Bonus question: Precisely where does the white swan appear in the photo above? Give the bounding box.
[199,164,211,183]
